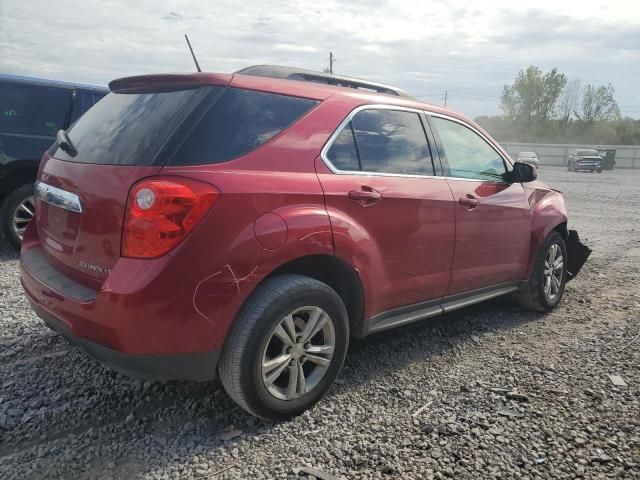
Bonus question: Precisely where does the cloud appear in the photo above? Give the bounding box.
[0,0,638,118]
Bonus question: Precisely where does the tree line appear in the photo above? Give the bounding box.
[475,66,640,145]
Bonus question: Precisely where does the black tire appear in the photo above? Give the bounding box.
[597,169,602,173]
[518,231,567,312]
[567,163,572,172]
[218,274,349,421]
[0,183,35,250]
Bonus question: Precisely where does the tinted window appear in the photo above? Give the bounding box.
[70,89,106,123]
[351,109,434,175]
[53,87,208,165]
[326,123,360,171]
[172,88,318,165]
[431,117,506,181]
[0,83,71,136]
[31,88,71,135]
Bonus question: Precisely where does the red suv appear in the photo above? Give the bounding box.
[20,66,590,420]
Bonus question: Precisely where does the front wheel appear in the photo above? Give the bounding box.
[519,231,567,312]
[597,169,602,173]
[218,274,349,421]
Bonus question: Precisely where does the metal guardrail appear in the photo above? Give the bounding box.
[500,142,640,168]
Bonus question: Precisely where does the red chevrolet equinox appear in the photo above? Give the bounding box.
[20,66,590,420]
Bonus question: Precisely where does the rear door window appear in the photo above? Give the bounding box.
[170,88,318,165]
[0,83,71,136]
[325,109,435,176]
[326,125,361,171]
[352,109,434,175]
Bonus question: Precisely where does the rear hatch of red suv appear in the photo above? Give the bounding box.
[30,73,322,290]
[33,77,223,288]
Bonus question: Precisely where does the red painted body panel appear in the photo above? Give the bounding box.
[20,70,571,367]
[523,182,568,276]
[36,154,161,290]
[315,158,455,318]
[444,179,531,295]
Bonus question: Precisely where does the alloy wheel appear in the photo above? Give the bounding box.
[12,196,35,241]
[543,243,564,302]
[261,306,335,401]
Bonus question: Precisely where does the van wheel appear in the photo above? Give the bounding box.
[519,231,567,312]
[0,183,35,249]
[218,274,349,421]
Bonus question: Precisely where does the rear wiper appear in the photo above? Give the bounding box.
[56,129,77,157]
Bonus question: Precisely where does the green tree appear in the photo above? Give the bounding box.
[578,83,621,124]
[500,66,567,123]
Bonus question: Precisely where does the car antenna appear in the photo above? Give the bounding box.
[184,34,202,72]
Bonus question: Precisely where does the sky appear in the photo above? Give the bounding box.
[1,0,639,119]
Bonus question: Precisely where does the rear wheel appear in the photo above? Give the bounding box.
[567,162,573,172]
[519,231,567,312]
[218,274,349,421]
[597,169,602,173]
[0,183,35,249]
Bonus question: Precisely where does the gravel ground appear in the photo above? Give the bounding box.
[1,167,639,480]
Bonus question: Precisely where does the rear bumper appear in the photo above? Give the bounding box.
[39,308,219,381]
[19,238,228,381]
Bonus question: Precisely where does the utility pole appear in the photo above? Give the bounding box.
[329,52,334,74]
[444,91,448,107]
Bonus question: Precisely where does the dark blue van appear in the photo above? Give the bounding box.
[0,74,107,248]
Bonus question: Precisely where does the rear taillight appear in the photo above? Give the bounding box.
[122,177,219,258]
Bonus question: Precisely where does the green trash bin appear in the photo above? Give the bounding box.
[596,147,616,170]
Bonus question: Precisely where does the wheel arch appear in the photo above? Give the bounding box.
[526,189,568,277]
[264,254,365,336]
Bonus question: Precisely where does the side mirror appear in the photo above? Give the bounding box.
[507,162,537,183]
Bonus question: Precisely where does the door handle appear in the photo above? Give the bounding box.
[348,188,381,205]
[458,194,480,210]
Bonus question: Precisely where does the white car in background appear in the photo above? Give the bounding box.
[516,151,540,167]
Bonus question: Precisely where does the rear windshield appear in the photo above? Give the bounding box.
[52,86,318,166]
[53,88,207,165]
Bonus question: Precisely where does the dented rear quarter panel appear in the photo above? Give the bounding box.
[157,100,346,350]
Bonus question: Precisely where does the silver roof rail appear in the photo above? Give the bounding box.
[235,65,413,98]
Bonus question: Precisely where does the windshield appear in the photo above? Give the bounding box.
[577,150,600,156]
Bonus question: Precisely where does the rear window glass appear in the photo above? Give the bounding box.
[53,88,208,165]
[0,83,71,136]
[170,88,318,165]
